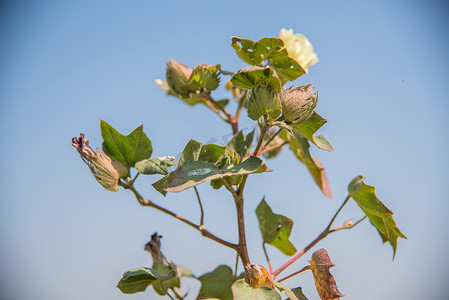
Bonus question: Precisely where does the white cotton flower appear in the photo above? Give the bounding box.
[280,28,319,72]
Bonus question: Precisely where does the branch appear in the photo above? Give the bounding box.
[277,265,311,283]
[126,185,237,251]
[262,242,273,273]
[272,195,354,277]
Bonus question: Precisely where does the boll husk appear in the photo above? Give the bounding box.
[245,264,274,289]
[280,85,318,124]
[247,82,281,121]
[165,59,193,98]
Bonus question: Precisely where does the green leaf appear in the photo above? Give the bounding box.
[151,262,180,296]
[101,120,153,169]
[348,175,406,257]
[188,64,220,91]
[135,156,177,175]
[230,66,282,93]
[231,36,305,81]
[197,265,235,300]
[269,55,305,81]
[232,279,281,300]
[290,287,309,300]
[292,112,333,151]
[256,198,297,256]
[179,139,226,165]
[378,216,407,259]
[152,170,175,196]
[116,267,175,294]
[288,131,332,198]
[275,282,308,300]
[165,156,270,193]
[227,130,255,160]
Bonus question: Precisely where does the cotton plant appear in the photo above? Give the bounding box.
[72,28,406,300]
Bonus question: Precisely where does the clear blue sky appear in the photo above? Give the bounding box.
[1,0,448,299]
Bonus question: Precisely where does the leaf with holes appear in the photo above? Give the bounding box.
[101,120,153,169]
[256,198,297,256]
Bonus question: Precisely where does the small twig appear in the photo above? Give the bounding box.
[203,100,229,123]
[193,186,204,226]
[166,291,175,300]
[262,243,273,273]
[125,185,237,250]
[328,216,367,234]
[234,253,240,278]
[277,265,311,283]
[272,195,353,277]
[261,128,283,153]
[325,195,351,232]
[258,141,288,156]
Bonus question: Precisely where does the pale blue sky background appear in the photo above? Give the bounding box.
[1,0,448,299]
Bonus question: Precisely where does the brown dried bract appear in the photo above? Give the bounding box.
[309,248,344,300]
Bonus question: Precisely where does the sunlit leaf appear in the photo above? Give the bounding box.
[232,279,281,300]
[309,249,343,300]
[292,112,333,151]
[348,176,406,257]
[288,131,332,198]
[101,120,153,168]
[256,198,297,256]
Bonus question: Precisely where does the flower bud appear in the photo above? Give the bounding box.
[72,134,128,191]
[280,85,318,124]
[188,63,220,91]
[247,82,281,121]
[245,264,274,289]
[279,28,318,72]
[165,59,193,98]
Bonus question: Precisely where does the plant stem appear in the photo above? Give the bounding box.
[221,178,250,268]
[258,141,288,156]
[277,265,311,283]
[235,197,250,268]
[203,100,229,123]
[230,90,248,135]
[193,186,204,226]
[272,195,352,277]
[234,253,240,278]
[262,243,273,273]
[261,127,283,153]
[126,185,237,250]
